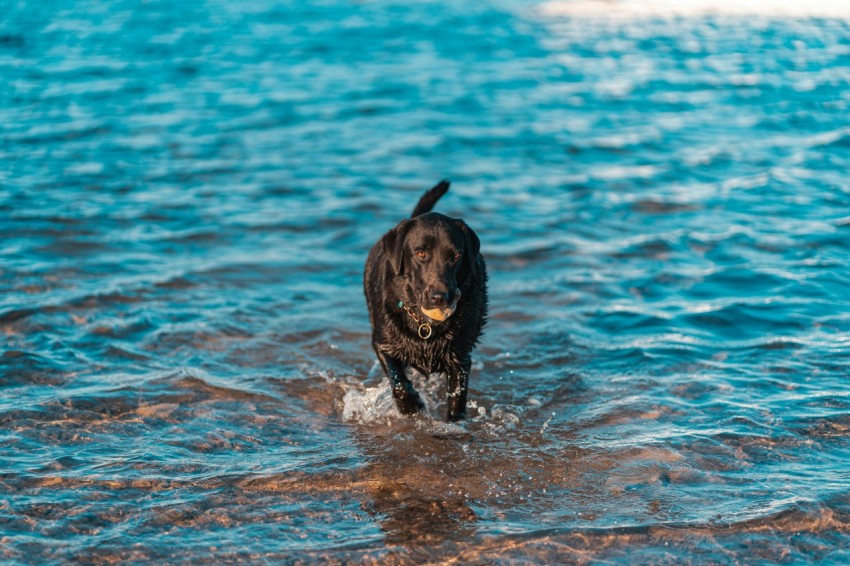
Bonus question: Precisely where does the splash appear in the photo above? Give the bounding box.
[340,369,487,435]
[341,377,399,423]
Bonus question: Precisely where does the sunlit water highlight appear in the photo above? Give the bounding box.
[2,0,850,562]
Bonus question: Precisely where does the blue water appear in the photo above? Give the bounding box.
[3,0,850,562]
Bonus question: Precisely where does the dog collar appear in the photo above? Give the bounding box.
[398,301,432,340]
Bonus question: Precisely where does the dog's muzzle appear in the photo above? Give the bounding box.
[419,291,460,322]
[419,304,455,322]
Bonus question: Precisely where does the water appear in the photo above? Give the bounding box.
[3,0,850,562]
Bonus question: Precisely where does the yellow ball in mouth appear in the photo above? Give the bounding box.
[420,305,456,322]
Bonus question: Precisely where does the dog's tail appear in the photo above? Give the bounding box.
[410,179,450,218]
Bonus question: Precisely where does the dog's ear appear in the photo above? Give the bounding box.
[456,219,480,279]
[381,220,411,276]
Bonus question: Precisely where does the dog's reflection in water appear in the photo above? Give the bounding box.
[354,427,479,548]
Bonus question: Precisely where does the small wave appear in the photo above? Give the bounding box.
[0,350,69,387]
[155,371,279,403]
[807,127,850,149]
[630,200,701,215]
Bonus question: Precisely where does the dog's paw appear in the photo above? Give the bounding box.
[392,384,425,416]
[446,390,467,422]
[446,410,466,422]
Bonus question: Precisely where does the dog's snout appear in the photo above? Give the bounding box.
[426,288,457,307]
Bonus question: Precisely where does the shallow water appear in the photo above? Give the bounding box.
[3,0,850,563]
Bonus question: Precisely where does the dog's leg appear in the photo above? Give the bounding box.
[374,348,424,415]
[446,356,471,422]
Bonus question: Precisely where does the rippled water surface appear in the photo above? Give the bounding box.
[3,0,850,563]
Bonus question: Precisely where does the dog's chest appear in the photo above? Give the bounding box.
[382,330,453,374]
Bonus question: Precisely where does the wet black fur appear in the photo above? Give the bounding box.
[364,180,488,421]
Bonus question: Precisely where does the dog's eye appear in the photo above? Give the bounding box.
[451,251,462,263]
[415,251,428,260]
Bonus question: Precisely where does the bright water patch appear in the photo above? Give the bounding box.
[541,0,850,18]
[2,0,850,562]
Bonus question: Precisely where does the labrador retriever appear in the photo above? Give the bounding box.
[364,180,487,421]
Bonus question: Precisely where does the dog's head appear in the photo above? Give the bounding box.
[381,212,480,322]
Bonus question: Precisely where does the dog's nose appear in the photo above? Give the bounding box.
[429,290,448,306]
[428,289,457,307]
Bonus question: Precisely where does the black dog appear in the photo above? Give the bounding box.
[364,180,487,421]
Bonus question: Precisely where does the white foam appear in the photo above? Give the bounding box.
[341,377,399,423]
[340,368,443,424]
[340,367,518,432]
[490,405,521,430]
[540,0,850,18]
[419,419,469,437]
